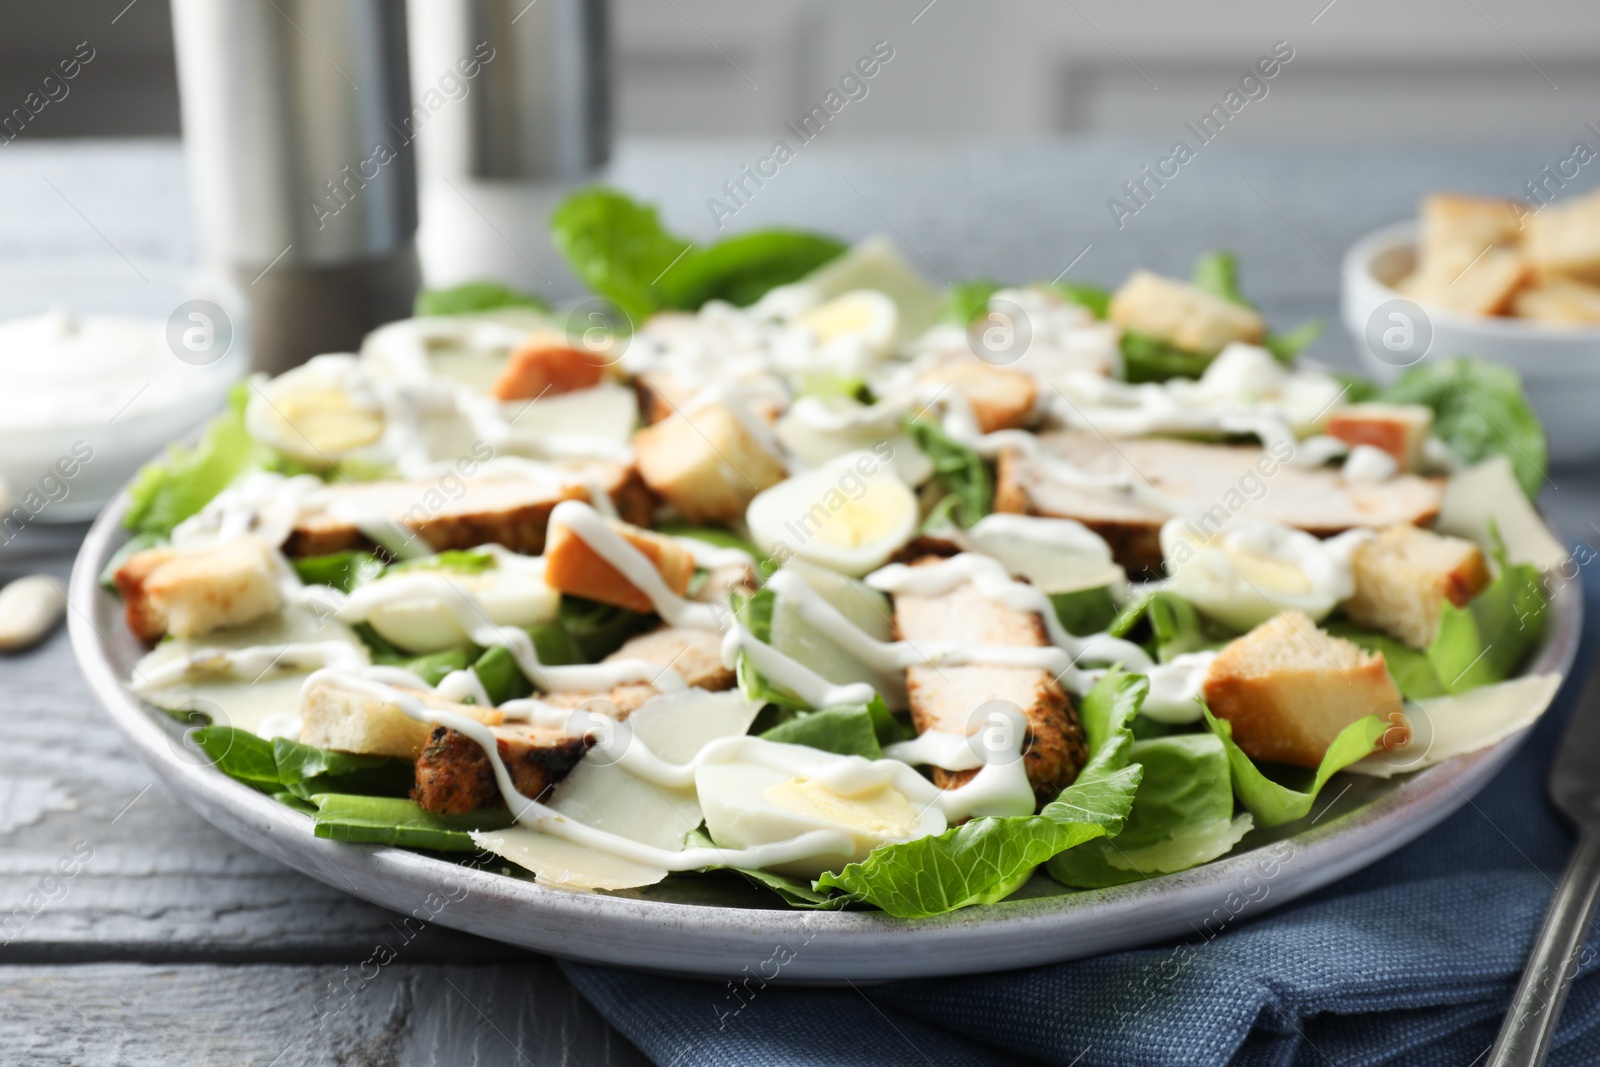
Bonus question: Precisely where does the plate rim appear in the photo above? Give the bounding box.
[68,485,1584,982]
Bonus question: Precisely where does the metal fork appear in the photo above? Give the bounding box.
[1486,668,1600,1066]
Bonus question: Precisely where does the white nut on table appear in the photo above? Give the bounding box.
[0,574,66,652]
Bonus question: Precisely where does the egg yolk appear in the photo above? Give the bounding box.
[811,492,914,550]
[268,388,384,455]
[764,776,920,837]
[1225,548,1314,595]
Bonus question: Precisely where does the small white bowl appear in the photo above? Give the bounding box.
[0,257,247,525]
[1341,221,1600,464]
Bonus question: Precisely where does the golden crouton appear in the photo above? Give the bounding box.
[1524,190,1600,285]
[1203,611,1405,769]
[1417,193,1526,275]
[1108,270,1266,356]
[298,674,504,759]
[893,558,1087,806]
[114,538,282,643]
[1512,276,1600,324]
[543,513,696,614]
[491,330,607,401]
[918,357,1039,434]
[1343,525,1491,649]
[1396,248,1530,317]
[1323,403,1434,471]
[633,402,787,524]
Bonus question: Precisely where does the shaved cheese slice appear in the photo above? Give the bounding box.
[142,673,317,735]
[471,690,760,891]
[1434,456,1566,570]
[1346,673,1563,779]
[471,829,669,892]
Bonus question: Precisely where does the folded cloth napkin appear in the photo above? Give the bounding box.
[564,570,1600,1067]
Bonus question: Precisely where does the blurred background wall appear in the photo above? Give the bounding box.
[7,0,1599,143]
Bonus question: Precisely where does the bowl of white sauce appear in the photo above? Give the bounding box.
[0,257,246,525]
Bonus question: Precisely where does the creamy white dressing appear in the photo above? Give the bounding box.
[129,640,368,695]
[1341,444,1399,483]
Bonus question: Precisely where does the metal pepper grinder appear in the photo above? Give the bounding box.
[171,0,420,375]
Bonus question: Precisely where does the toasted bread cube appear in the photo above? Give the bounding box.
[1323,403,1434,471]
[633,403,787,524]
[299,674,504,759]
[113,545,182,643]
[1417,194,1526,275]
[1343,525,1491,649]
[1524,190,1600,284]
[543,513,696,614]
[491,330,607,401]
[1397,248,1529,317]
[919,357,1039,434]
[1109,271,1265,356]
[1203,611,1405,769]
[1512,276,1600,324]
[114,538,282,643]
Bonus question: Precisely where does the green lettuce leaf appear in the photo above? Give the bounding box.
[814,669,1148,917]
[388,549,498,575]
[292,550,382,592]
[1427,535,1548,693]
[732,588,811,712]
[192,724,281,791]
[272,737,412,800]
[1264,319,1323,362]
[414,281,548,317]
[399,648,476,688]
[1049,732,1244,888]
[1120,330,1213,384]
[1379,357,1547,498]
[310,794,512,852]
[1107,590,1218,661]
[557,595,657,662]
[904,417,992,529]
[1325,620,1447,700]
[1050,586,1121,638]
[682,828,851,909]
[1055,281,1112,319]
[759,704,883,759]
[941,279,1002,324]
[1192,251,1246,306]
[124,383,263,535]
[550,187,844,323]
[656,230,846,310]
[1204,707,1390,829]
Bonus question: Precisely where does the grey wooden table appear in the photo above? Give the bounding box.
[4,139,1600,1067]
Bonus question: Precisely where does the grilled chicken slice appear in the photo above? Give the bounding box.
[283,461,653,559]
[996,431,1444,571]
[411,626,734,816]
[892,559,1087,807]
[413,722,590,816]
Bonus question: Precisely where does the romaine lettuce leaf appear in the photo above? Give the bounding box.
[388,549,498,575]
[1379,357,1547,498]
[1427,535,1548,693]
[904,417,992,529]
[1056,281,1111,319]
[556,595,656,662]
[682,828,851,909]
[124,382,263,535]
[1203,707,1390,829]
[414,281,548,317]
[941,279,1002,325]
[191,726,411,800]
[1325,620,1447,700]
[1190,249,1320,363]
[1049,732,1247,888]
[1120,330,1213,383]
[1107,590,1218,662]
[1049,586,1121,637]
[310,794,511,852]
[550,187,844,323]
[813,669,1148,917]
[291,550,382,592]
[731,588,811,712]
[655,230,846,310]
[759,704,883,759]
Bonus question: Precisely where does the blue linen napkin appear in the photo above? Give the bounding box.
[563,570,1600,1066]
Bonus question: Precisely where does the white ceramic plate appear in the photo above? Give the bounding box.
[68,489,1582,982]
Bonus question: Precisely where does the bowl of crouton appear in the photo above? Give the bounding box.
[1342,193,1600,463]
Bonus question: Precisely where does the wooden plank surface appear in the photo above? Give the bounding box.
[2,138,1600,1066]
